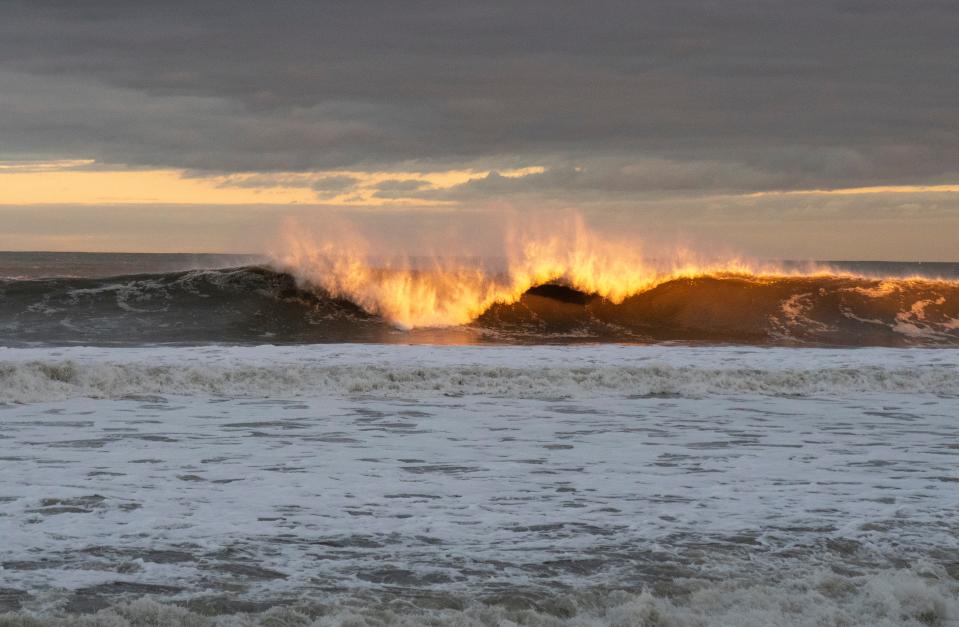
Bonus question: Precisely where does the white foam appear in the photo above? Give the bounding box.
[1,566,955,626]
[2,344,957,622]
[0,345,957,403]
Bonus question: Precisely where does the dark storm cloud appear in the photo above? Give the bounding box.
[2,1,958,190]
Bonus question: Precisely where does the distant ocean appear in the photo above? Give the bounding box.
[1,252,957,625]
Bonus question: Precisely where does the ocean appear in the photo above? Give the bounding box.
[0,252,957,626]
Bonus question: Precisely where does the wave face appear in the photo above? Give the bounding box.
[1,265,959,346]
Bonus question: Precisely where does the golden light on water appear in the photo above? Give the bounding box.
[275,213,796,329]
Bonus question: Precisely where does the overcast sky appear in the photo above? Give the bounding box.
[2,1,958,258]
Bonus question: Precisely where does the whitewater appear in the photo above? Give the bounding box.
[0,343,957,625]
[0,253,958,625]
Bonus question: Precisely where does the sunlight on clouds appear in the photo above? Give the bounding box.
[0,159,97,172]
[749,184,959,197]
[0,168,317,205]
[5,159,953,207]
[0,161,545,206]
[213,166,546,205]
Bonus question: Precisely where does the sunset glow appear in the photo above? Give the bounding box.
[0,162,544,206]
[278,214,781,329]
[3,3,959,623]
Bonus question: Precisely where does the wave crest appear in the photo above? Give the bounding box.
[1,264,959,346]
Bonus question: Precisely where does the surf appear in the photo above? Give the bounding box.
[1,264,959,347]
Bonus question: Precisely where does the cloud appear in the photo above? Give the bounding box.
[311,175,361,198]
[371,179,433,199]
[401,154,941,202]
[212,172,362,198]
[0,159,96,173]
[0,0,955,194]
[215,173,317,189]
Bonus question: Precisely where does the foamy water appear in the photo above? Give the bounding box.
[1,344,958,403]
[1,345,957,625]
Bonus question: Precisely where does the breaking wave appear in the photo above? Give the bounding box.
[1,566,955,626]
[1,353,957,404]
[1,265,959,347]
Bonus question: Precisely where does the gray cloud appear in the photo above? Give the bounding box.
[215,174,314,189]
[211,173,361,201]
[1,1,958,192]
[311,175,361,194]
[408,151,959,202]
[372,179,432,199]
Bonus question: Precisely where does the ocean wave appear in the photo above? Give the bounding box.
[1,356,956,404]
[1,266,959,346]
[1,566,954,626]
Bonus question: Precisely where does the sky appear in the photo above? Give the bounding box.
[1,1,958,259]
